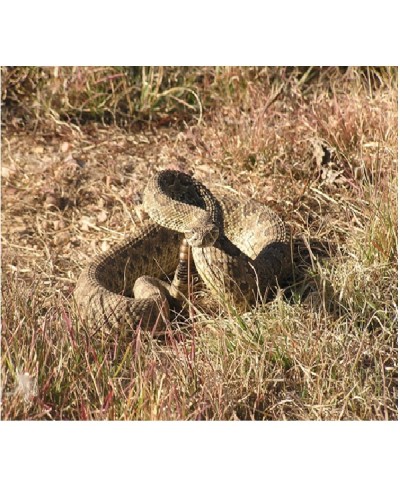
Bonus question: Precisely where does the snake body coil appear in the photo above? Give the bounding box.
[74,170,291,332]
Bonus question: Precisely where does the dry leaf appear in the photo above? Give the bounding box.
[96,211,108,224]
[1,166,11,178]
[54,231,70,246]
[80,216,96,231]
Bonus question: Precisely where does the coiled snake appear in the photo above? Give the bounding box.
[74,170,291,332]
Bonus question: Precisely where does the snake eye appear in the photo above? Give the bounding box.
[185,228,204,247]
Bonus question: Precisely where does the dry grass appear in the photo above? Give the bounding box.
[1,66,397,420]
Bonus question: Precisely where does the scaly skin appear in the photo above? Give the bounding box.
[74,170,291,333]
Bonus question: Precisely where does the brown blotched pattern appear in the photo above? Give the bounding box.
[74,170,291,332]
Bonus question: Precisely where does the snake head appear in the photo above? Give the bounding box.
[184,223,219,247]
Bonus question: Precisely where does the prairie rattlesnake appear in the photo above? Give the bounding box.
[74,170,291,332]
